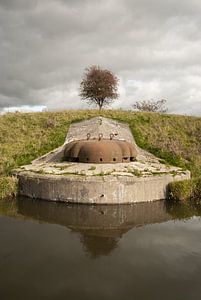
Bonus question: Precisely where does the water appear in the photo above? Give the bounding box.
[0,197,201,300]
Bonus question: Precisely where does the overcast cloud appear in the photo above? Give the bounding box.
[0,0,201,115]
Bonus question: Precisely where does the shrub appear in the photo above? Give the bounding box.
[168,178,201,202]
[0,176,17,200]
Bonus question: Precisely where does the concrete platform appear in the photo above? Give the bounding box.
[17,170,190,204]
[15,117,191,204]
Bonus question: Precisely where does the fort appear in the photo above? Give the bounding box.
[15,117,190,204]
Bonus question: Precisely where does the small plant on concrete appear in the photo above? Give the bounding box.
[88,166,96,170]
[127,167,143,177]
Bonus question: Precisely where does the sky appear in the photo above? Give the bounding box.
[0,0,201,116]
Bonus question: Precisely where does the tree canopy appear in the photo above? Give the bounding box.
[79,66,119,110]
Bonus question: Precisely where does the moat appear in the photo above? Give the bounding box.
[0,197,201,300]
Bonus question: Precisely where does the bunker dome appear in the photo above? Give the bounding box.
[64,133,137,164]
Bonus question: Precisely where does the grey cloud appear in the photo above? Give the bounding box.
[0,0,38,10]
[0,0,201,115]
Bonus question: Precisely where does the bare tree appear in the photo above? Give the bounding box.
[132,99,168,113]
[79,65,119,110]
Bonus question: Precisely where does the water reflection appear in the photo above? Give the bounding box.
[17,197,172,257]
[1,196,201,258]
[1,198,201,300]
[166,200,201,220]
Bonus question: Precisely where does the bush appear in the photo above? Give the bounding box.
[168,178,201,202]
[0,176,17,200]
[132,99,167,112]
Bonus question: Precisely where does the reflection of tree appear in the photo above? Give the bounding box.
[74,227,131,258]
[70,224,132,257]
[80,234,119,258]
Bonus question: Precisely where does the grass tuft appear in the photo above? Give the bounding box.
[168,178,201,202]
[0,177,18,200]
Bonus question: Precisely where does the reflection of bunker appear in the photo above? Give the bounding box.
[15,117,190,204]
[17,197,172,257]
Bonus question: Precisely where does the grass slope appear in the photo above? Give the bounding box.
[0,109,200,199]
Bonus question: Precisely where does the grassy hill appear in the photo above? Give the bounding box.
[0,109,201,199]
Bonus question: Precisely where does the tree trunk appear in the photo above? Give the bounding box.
[98,99,104,110]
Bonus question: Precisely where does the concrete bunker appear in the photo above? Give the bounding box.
[14,117,190,204]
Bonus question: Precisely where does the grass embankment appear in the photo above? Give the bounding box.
[0,109,200,200]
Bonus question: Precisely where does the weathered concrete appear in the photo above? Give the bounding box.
[17,170,190,204]
[65,116,135,144]
[15,117,191,204]
[16,161,188,177]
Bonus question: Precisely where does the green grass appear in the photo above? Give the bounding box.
[0,176,18,199]
[168,178,201,202]
[0,109,200,199]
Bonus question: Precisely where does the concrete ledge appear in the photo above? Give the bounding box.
[17,171,190,204]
